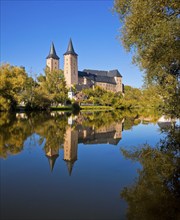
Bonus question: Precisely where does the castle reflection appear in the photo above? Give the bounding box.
[44,114,124,174]
[0,111,124,175]
[63,126,78,175]
[45,146,59,172]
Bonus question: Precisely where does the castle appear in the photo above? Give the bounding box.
[46,39,123,93]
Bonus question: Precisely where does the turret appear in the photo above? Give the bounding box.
[45,146,59,172]
[46,42,60,71]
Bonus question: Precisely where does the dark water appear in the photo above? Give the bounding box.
[0,111,179,220]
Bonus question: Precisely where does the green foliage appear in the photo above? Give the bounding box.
[122,85,142,108]
[141,85,164,110]
[82,85,163,112]
[0,63,165,113]
[38,68,68,106]
[20,67,68,110]
[0,64,27,111]
[114,0,180,117]
[120,123,180,219]
[26,87,52,110]
[120,85,163,111]
[82,86,123,107]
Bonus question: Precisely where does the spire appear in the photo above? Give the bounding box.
[64,38,78,56]
[64,160,76,176]
[46,154,59,172]
[46,42,59,60]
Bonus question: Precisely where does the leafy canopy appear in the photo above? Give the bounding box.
[114,0,180,116]
[0,64,27,111]
[38,68,68,107]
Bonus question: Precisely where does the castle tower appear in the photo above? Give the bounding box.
[45,146,59,172]
[63,126,78,175]
[46,42,60,71]
[64,39,78,88]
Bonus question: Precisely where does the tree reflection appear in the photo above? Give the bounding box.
[0,112,32,158]
[0,110,161,160]
[0,112,68,159]
[121,124,180,220]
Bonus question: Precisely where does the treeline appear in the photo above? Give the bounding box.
[0,110,161,158]
[0,63,164,112]
[81,85,163,111]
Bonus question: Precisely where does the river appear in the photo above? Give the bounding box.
[0,111,179,220]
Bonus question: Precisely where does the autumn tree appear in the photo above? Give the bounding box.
[82,86,123,106]
[38,68,68,106]
[114,0,180,117]
[15,70,52,110]
[0,64,27,111]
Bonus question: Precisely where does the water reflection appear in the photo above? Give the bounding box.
[1,111,179,219]
[0,111,125,174]
[120,122,180,219]
[64,126,78,175]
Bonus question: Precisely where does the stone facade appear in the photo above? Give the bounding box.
[46,39,123,93]
[46,58,59,71]
[95,82,116,93]
[78,69,123,93]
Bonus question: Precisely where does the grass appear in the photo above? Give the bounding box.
[51,105,115,111]
[80,105,114,110]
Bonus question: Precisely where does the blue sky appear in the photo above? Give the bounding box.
[1,0,144,88]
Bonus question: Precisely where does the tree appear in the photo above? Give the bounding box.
[82,86,122,106]
[21,76,38,108]
[38,68,68,106]
[19,72,52,110]
[0,64,27,111]
[114,0,180,117]
[121,85,142,109]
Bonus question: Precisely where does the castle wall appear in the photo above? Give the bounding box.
[64,54,78,87]
[114,76,122,93]
[95,82,116,93]
[78,77,94,87]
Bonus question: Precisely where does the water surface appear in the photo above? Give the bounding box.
[0,111,179,220]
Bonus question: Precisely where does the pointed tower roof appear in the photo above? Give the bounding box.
[64,38,78,56]
[46,154,59,172]
[64,159,77,176]
[46,42,60,60]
